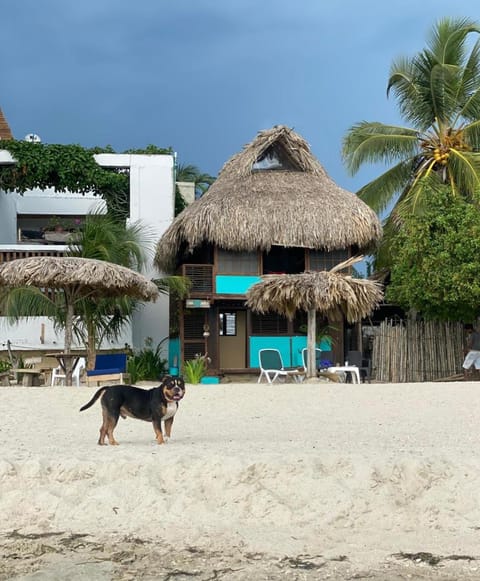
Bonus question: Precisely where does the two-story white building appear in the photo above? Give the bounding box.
[0,108,175,356]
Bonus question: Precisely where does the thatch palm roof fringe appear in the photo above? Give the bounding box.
[155,126,382,273]
[0,257,159,301]
[245,256,384,323]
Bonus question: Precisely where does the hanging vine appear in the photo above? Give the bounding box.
[0,140,173,219]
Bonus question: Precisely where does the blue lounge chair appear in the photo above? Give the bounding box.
[86,353,128,386]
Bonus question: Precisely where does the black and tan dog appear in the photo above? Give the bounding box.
[79,375,185,446]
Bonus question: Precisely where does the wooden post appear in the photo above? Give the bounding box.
[307,308,316,378]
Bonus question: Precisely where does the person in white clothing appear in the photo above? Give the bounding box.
[463,324,480,377]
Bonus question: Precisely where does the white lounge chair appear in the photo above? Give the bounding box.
[257,348,303,383]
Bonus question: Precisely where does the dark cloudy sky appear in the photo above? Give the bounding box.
[2,0,480,193]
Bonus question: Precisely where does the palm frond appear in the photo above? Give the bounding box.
[356,159,416,214]
[395,173,446,218]
[0,286,61,322]
[462,119,480,147]
[153,275,191,298]
[342,122,418,174]
[427,17,478,63]
[448,150,480,199]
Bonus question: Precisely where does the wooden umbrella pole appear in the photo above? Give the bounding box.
[64,291,75,386]
[307,308,317,379]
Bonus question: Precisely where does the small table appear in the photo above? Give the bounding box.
[45,352,86,375]
[327,365,361,384]
[11,368,44,386]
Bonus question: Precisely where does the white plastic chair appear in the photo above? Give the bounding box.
[51,357,86,387]
[301,347,324,374]
[257,349,290,383]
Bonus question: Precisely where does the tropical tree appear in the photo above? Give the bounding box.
[342,17,480,266]
[175,163,215,199]
[65,213,154,367]
[386,184,480,321]
[0,213,189,369]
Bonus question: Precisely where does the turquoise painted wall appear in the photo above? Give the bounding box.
[216,275,261,294]
[250,336,292,367]
[250,335,333,368]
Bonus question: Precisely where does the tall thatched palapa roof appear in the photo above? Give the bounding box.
[155,126,382,272]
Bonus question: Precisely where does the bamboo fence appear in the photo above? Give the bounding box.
[371,319,464,382]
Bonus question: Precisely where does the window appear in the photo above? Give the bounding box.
[217,249,258,274]
[219,312,237,336]
[309,249,349,271]
[251,144,298,171]
[263,245,305,274]
[251,312,288,335]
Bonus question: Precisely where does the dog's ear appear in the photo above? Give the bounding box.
[160,375,175,388]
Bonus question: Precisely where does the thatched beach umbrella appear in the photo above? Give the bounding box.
[0,256,159,385]
[246,257,383,379]
[155,126,382,272]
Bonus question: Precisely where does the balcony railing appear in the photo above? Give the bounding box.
[0,245,67,263]
[181,264,214,296]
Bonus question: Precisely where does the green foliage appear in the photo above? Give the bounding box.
[0,140,129,217]
[46,215,83,232]
[299,323,336,346]
[183,355,208,384]
[387,186,480,320]
[0,140,209,218]
[127,338,168,383]
[175,162,215,199]
[0,360,12,373]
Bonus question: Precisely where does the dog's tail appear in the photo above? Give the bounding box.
[79,388,106,412]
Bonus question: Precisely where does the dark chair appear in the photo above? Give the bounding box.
[346,350,371,383]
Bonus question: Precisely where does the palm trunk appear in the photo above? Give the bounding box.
[307,308,317,379]
[64,297,74,386]
[86,320,97,371]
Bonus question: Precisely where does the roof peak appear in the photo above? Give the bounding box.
[221,125,326,178]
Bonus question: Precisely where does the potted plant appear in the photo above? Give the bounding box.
[44,216,83,242]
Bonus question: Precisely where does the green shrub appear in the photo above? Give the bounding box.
[0,360,12,373]
[127,338,168,383]
[183,355,208,384]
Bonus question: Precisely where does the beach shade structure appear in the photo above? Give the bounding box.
[246,257,383,379]
[155,126,382,273]
[0,256,159,385]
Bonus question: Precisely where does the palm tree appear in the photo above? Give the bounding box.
[175,163,215,199]
[67,213,188,368]
[0,214,189,369]
[342,17,480,265]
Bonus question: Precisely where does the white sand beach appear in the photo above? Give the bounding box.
[2,380,480,580]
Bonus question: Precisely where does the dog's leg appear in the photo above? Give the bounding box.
[164,417,174,441]
[106,413,120,445]
[99,404,120,445]
[98,407,109,445]
[152,416,165,444]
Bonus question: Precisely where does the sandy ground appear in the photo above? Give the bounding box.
[2,380,480,579]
